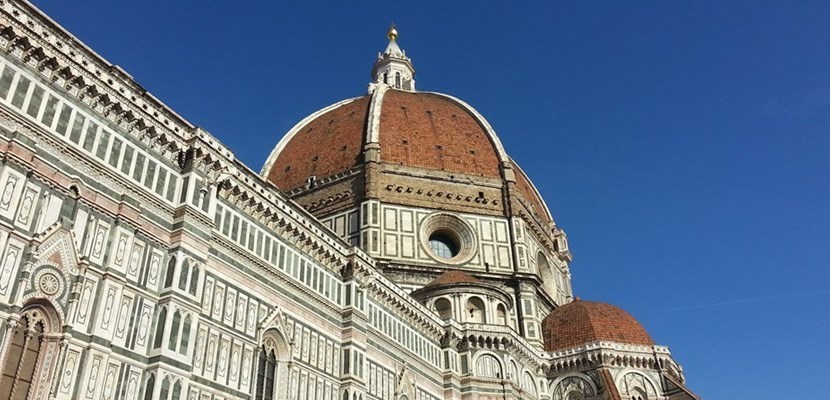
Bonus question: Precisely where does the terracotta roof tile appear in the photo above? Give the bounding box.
[268,96,371,191]
[379,90,502,178]
[423,270,480,289]
[542,299,654,352]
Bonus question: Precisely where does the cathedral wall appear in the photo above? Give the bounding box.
[320,207,361,246]
[0,36,450,400]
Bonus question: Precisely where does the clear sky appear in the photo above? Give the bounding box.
[33,1,829,398]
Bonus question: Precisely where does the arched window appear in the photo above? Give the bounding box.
[159,377,170,400]
[168,310,181,350]
[171,380,182,400]
[466,297,486,323]
[433,298,452,320]
[474,354,502,378]
[142,374,155,400]
[553,376,596,400]
[383,73,388,84]
[510,361,519,383]
[255,330,290,400]
[164,257,176,288]
[395,72,401,88]
[522,372,537,397]
[153,307,167,349]
[255,347,276,400]
[0,313,42,399]
[621,372,655,400]
[179,314,192,355]
[0,304,62,400]
[188,266,200,295]
[177,260,190,291]
[496,303,508,326]
[537,252,555,295]
[256,349,266,398]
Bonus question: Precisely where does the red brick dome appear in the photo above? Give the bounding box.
[262,89,505,191]
[262,95,372,192]
[542,299,654,352]
[260,87,555,226]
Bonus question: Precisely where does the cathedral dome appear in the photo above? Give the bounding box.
[260,27,569,289]
[541,299,654,352]
[261,89,506,192]
[259,32,556,229]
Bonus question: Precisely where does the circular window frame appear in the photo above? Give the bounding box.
[420,213,477,265]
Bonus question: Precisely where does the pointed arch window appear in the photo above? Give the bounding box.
[188,266,200,295]
[168,310,182,350]
[171,380,182,400]
[521,372,538,397]
[537,252,556,296]
[159,377,170,400]
[142,374,155,400]
[164,258,176,288]
[474,354,502,378]
[177,261,190,291]
[0,304,63,400]
[255,346,277,400]
[179,314,192,355]
[153,307,167,349]
[255,330,290,400]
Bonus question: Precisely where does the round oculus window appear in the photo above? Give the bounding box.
[428,231,460,259]
[420,213,477,265]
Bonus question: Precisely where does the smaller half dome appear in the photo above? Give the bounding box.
[422,270,480,289]
[542,299,654,352]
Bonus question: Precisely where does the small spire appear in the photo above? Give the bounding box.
[388,23,398,41]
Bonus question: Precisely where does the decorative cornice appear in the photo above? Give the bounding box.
[460,323,548,372]
[546,341,681,379]
[1,1,193,157]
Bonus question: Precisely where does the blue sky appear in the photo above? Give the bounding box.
[34,1,829,398]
